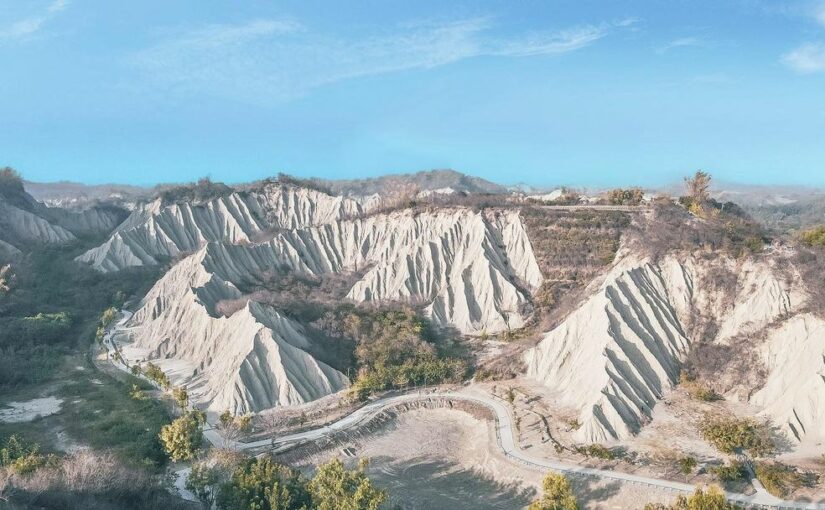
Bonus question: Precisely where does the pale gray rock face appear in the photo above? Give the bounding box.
[76,184,366,272]
[525,256,693,443]
[125,250,349,414]
[0,200,76,245]
[0,190,124,251]
[124,207,543,413]
[181,208,541,335]
[752,313,825,444]
[524,253,809,443]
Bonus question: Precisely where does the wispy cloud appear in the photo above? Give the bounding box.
[657,36,706,54]
[782,42,825,73]
[130,17,634,104]
[0,0,68,41]
[779,1,825,74]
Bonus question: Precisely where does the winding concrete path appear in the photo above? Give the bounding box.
[103,311,823,509]
[216,390,825,509]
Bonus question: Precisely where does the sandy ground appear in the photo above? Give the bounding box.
[290,407,682,510]
[0,396,63,423]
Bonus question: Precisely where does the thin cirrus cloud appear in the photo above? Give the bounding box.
[657,36,705,54]
[782,42,825,73]
[0,0,68,41]
[129,17,635,104]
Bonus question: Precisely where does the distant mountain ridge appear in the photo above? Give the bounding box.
[1,175,127,259]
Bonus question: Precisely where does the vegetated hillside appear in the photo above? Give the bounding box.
[120,207,540,413]
[743,196,825,230]
[659,180,825,230]
[0,169,127,256]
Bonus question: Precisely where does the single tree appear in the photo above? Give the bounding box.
[684,171,712,204]
[528,472,579,510]
[186,462,220,509]
[159,410,205,462]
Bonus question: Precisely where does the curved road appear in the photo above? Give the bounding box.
[103,312,822,509]
[215,391,825,509]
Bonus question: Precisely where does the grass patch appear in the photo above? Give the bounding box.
[754,461,810,498]
[57,370,171,470]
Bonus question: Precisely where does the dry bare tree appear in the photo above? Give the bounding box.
[684,170,712,204]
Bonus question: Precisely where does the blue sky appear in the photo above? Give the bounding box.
[1,0,825,188]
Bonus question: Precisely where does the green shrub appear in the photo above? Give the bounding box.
[801,226,825,247]
[58,375,170,469]
[680,374,722,401]
[678,456,697,475]
[754,462,806,498]
[711,461,747,483]
[313,305,467,399]
[699,415,775,457]
[144,362,170,389]
[0,434,54,475]
[575,444,615,460]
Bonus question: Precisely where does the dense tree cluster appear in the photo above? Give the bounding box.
[645,486,740,510]
[605,187,644,206]
[156,177,234,205]
[310,305,467,398]
[187,456,386,510]
[0,166,24,195]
